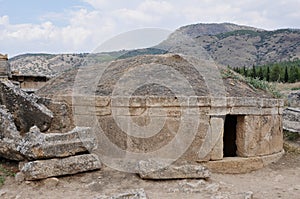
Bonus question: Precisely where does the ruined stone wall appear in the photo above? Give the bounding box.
[57,95,284,164]
[0,60,10,78]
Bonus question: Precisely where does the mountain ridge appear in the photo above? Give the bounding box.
[8,23,300,77]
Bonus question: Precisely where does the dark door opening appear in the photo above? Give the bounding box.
[223,115,238,157]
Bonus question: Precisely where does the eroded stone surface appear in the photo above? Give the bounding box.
[0,105,24,160]
[18,154,101,180]
[236,115,283,157]
[138,160,210,179]
[283,107,300,133]
[17,126,95,160]
[0,79,53,133]
[38,98,74,132]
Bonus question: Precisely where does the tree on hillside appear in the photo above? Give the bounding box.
[270,64,281,81]
[258,67,264,80]
[252,64,256,78]
[243,66,247,76]
[289,66,299,83]
[266,66,270,81]
[284,66,289,83]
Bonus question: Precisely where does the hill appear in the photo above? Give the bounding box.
[8,23,300,77]
[162,23,300,68]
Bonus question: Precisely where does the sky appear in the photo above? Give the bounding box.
[1,0,300,57]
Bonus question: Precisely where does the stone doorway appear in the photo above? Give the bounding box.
[223,115,238,157]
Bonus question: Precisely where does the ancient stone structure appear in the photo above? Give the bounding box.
[0,53,10,78]
[37,53,285,176]
[10,74,50,93]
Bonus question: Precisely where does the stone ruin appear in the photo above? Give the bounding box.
[0,53,285,181]
[0,53,10,78]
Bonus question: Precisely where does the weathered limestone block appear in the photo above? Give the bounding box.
[38,98,74,132]
[0,106,24,160]
[138,160,210,179]
[17,126,95,159]
[0,79,53,133]
[198,116,224,161]
[18,154,101,180]
[283,108,300,133]
[236,115,283,157]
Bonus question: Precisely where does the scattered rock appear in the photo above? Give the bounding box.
[244,191,254,199]
[138,160,210,180]
[102,188,148,199]
[18,154,101,180]
[43,177,59,188]
[0,190,6,197]
[174,179,207,193]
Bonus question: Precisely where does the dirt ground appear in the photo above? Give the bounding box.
[0,147,299,199]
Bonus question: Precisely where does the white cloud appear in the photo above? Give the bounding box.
[1,0,300,57]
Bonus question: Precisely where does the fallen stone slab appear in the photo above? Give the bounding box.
[283,107,300,133]
[0,79,53,133]
[17,154,101,180]
[0,105,24,160]
[17,126,96,159]
[138,160,210,180]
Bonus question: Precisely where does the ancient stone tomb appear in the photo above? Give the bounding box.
[41,54,284,174]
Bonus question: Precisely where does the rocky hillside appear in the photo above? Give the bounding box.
[9,53,87,77]
[9,23,300,77]
[162,23,300,68]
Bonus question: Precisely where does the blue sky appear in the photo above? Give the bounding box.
[1,0,300,57]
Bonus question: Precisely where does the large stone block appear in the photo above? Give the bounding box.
[138,160,210,179]
[17,126,95,159]
[18,154,101,180]
[283,108,300,133]
[236,115,283,157]
[38,98,74,132]
[198,116,224,161]
[0,106,24,160]
[0,79,53,133]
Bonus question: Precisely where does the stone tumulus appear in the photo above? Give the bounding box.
[37,53,285,176]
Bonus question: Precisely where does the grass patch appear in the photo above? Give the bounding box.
[222,69,282,98]
[284,130,300,141]
[0,163,16,187]
[291,87,300,91]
